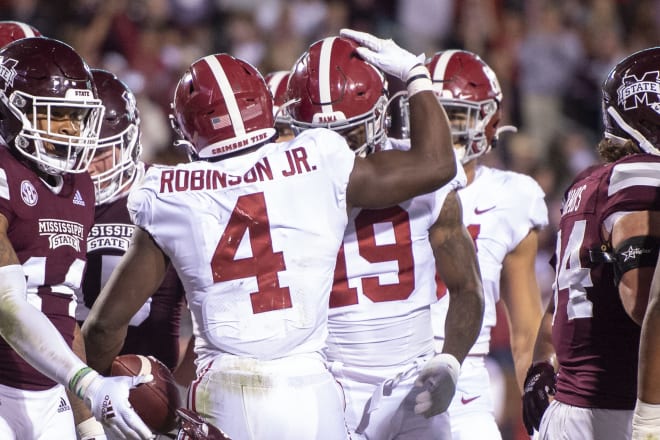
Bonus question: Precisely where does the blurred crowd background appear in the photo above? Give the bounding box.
[4,0,659,438]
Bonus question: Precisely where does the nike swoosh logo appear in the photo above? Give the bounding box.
[461,395,480,405]
[474,206,496,215]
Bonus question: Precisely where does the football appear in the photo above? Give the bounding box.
[110,354,181,433]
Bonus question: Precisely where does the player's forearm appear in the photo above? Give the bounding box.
[82,319,127,375]
[532,304,557,366]
[638,298,660,404]
[0,264,88,387]
[407,90,456,189]
[442,284,484,362]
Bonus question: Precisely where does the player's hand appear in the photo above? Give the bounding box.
[81,371,155,439]
[339,28,424,81]
[522,361,556,435]
[410,353,460,418]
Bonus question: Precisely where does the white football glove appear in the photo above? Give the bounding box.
[411,353,460,418]
[339,28,424,82]
[73,368,154,440]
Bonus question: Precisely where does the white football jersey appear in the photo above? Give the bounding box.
[432,165,548,354]
[327,138,467,367]
[128,129,354,366]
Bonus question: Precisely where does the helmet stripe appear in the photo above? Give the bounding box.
[319,37,336,114]
[202,55,246,138]
[267,71,288,95]
[13,21,36,38]
[431,49,459,84]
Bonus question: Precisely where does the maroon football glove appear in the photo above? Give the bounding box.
[522,361,556,435]
[175,408,231,440]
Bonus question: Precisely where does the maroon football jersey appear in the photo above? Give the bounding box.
[552,153,660,409]
[0,146,95,390]
[78,191,185,369]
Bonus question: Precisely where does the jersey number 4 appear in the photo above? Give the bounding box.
[210,193,292,314]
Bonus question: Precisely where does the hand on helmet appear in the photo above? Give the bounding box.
[522,361,556,435]
[339,29,424,82]
[77,369,154,440]
[408,353,460,418]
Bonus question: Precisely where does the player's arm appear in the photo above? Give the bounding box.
[610,210,660,325]
[341,29,456,210]
[522,297,557,435]
[0,214,153,439]
[411,191,483,418]
[634,254,660,439]
[611,211,660,439]
[431,191,484,362]
[83,227,169,374]
[68,323,107,440]
[500,229,545,391]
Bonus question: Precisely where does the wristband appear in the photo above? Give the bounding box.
[405,64,433,97]
[633,399,660,439]
[77,416,107,440]
[69,366,98,399]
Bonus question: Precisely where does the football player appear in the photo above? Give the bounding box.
[524,47,660,440]
[0,37,152,439]
[82,29,457,440]
[287,33,484,439]
[424,50,549,439]
[72,69,188,439]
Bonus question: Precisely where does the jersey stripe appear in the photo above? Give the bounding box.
[608,162,660,196]
[0,169,8,200]
[203,55,246,138]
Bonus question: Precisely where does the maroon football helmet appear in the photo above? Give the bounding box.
[89,69,141,204]
[424,50,504,163]
[0,37,104,175]
[170,54,276,160]
[175,408,231,440]
[0,20,41,48]
[287,36,388,156]
[602,47,660,155]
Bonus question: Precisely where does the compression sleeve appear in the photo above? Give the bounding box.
[0,264,87,387]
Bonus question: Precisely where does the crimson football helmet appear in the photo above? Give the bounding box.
[0,37,104,175]
[287,36,388,157]
[0,20,41,48]
[89,69,141,204]
[175,408,231,440]
[423,50,504,164]
[602,47,660,155]
[264,70,291,124]
[170,54,276,160]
